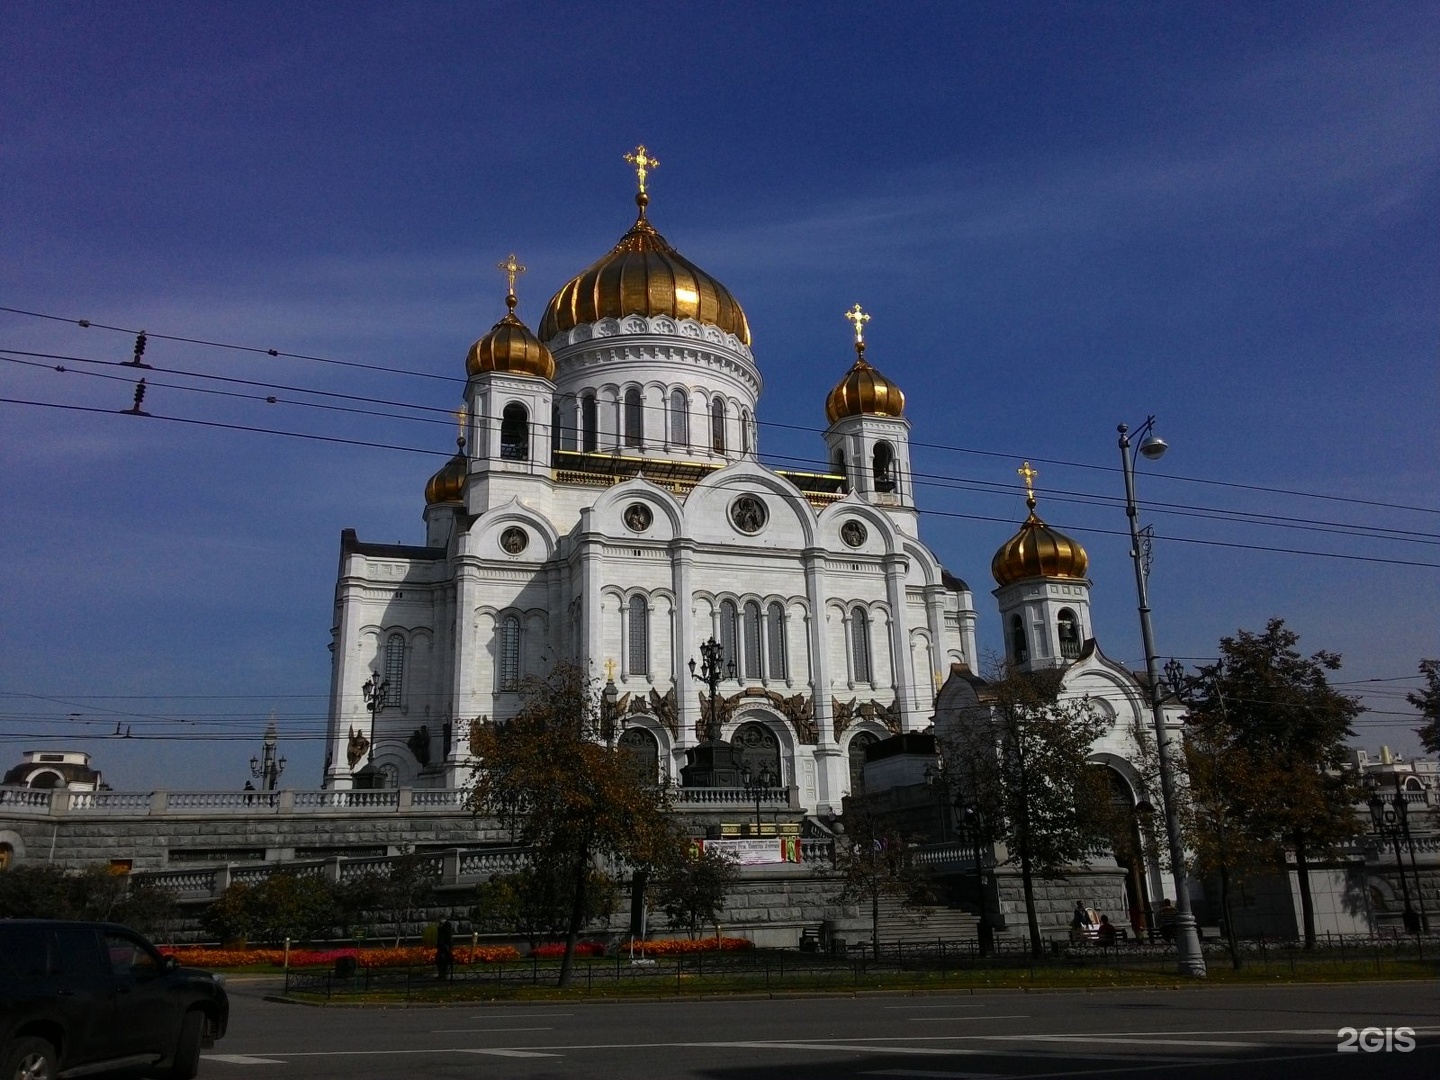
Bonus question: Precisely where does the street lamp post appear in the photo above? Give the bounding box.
[688,637,733,743]
[1118,417,1207,978]
[961,805,992,957]
[1368,783,1424,934]
[361,671,389,771]
[249,719,287,791]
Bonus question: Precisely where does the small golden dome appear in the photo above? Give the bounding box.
[538,194,751,345]
[991,498,1089,586]
[825,344,906,425]
[466,292,555,380]
[424,439,468,505]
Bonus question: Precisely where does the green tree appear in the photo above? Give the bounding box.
[651,843,737,940]
[1190,619,1364,949]
[939,667,1110,958]
[831,800,933,960]
[199,883,257,945]
[468,663,679,986]
[1410,659,1440,753]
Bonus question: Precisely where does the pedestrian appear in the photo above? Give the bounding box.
[1402,905,1421,935]
[1070,901,1090,942]
[1158,897,1177,942]
[436,919,454,981]
[1096,914,1117,946]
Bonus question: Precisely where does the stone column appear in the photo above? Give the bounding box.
[671,538,696,756]
[803,548,844,811]
[883,552,913,730]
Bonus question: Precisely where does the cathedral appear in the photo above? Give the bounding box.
[319,148,1162,863]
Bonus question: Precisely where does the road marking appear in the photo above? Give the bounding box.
[204,1055,286,1065]
[430,1027,553,1033]
[909,1016,1028,1022]
[458,1048,562,1058]
[886,1004,989,1010]
[988,1035,1261,1049]
[715,1042,983,1056]
[467,1011,573,1018]
[863,1071,1000,1078]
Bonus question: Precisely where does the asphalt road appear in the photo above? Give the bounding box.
[202,978,1438,1080]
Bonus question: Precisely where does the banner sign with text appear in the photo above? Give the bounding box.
[700,837,801,865]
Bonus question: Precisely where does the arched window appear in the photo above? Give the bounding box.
[734,722,781,786]
[742,600,763,680]
[558,399,577,451]
[499,615,521,691]
[719,600,739,674]
[500,403,529,461]
[581,395,598,452]
[741,408,752,455]
[873,441,896,493]
[627,594,649,677]
[1058,608,1081,659]
[384,633,405,706]
[618,726,659,780]
[711,397,726,454]
[766,601,787,680]
[851,606,872,683]
[1010,614,1029,665]
[848,731,878,793]
[669,388,689,448]
[623,388,643,448]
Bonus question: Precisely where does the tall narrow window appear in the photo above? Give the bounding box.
[766,601,787,679]
[384,633,405,706]
[742,600,763,680]
[623,388,643,448]
[499,615,521,691]
[669,389,689,448]
[1058,608,1081,659]
[581,395,598,452]
[627,594,649,677]
[557,399,577,451]
[741,408,752,455]
[500,403,529,461]
[719,600,739,673]
[1010,614,1029,665]
[711,397,726,454]
[873,441,896,493]
[851,607,872,683]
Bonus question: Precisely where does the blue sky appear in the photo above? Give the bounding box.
[2,1,1435,790]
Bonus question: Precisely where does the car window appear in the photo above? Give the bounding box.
[0,926,48,978]
[103,930,162,976]
[52,928,106,976]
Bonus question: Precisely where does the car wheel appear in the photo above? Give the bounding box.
[163,1010,205,1080]
[3,1037,57,1080]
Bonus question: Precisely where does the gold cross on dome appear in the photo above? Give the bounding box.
[844,303,871,346]
[455,405,468,441]
[624,145,659,193]
[496,253,526,296]
[1018,461,1038,507]
[604,658,617,681]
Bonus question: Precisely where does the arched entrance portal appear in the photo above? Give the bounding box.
[848,731,879,793]
[733,721,781,785]
[618,726,659,780]
[1097,765,1152,937]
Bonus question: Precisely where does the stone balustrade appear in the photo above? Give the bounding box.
[0,785,471,817]
[673,785,795,808]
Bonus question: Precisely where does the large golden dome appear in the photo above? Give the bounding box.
[466,292,555,380]
[538,193,751,345]
[825,345,906,425]
[424,439,468,505]
[991,497,1089,587]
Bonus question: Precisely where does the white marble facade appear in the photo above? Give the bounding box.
[323,195,979,811]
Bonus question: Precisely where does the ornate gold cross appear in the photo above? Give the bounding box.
[455,405,468,441]
[604,658,617,681]
[1018,460,1038,507]
[623,145,659,193]
[844,303,871,346]
[496,253,526,296]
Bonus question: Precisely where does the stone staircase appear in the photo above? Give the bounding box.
[870,897,981,945]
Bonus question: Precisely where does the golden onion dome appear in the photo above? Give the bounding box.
[424,438,468,506]
[825,343,906,425]
[538,192,751,345]
[991,491,1090,586]
[466,289,555,380]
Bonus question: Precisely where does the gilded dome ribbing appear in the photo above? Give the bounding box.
[538,193,751,345]
[825,344,906,425]
[424,439,468,505]
[466,292,555,380]
[991,501,1089,586]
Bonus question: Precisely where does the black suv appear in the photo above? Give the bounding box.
[0,920,228,1080]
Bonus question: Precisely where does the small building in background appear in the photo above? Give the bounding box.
[2,749,103,792]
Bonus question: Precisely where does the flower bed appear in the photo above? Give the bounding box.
[628,937,754,956]
[530,941,606,959]
[160,944,520,968]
